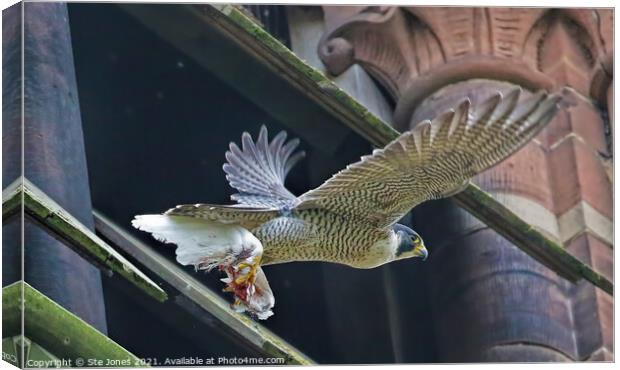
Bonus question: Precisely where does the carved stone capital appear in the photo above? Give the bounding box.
[319,7,613,128]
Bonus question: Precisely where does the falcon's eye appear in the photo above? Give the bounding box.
[411,235,420,244]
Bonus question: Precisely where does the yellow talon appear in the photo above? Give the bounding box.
[234,257,261,286]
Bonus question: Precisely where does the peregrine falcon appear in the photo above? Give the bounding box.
[133,88,564,319]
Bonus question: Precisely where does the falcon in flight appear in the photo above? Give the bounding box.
[133,88,565,319]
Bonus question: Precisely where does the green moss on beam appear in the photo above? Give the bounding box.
[3,281,145,366]
[93,210,315,365]
[2,177,168,302]
[199,4,611,296]
[2,177,22,220]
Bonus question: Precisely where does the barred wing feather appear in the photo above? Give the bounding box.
[296,88,563,228]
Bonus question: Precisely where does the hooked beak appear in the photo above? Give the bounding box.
[414,244,428,261]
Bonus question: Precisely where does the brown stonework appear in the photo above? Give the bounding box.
[318,6,613,362]
[538,99,608,155]
[596,289,614,352]
[586,9,613,105]
[570,279,613,359]
[566,232,613,360]
[539,111,575,151]
[476,142,554,211]
[569,137,612,218]
[547,137,612,218]
[538,16,593,94]
[566,233,613,281]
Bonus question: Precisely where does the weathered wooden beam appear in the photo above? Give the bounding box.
[187,4,611,295]
[2,177,22,221]
[2,177,167,302]
[92,210,314,365]
[2,281,144,365]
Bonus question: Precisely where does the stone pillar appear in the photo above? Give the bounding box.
[19,3,107,332]
[318,6,612,362]
[3,3,23,285]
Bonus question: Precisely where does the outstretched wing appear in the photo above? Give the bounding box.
[296,88,564,228]
[223,125,305,209]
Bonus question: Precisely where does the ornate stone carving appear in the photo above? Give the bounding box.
[318,7,613,129]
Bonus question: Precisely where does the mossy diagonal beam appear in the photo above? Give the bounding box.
[2,177,22,220]
[3,281,144,365]
[1,177,167,302]
[92,210,315,365]
[197,5,612,295]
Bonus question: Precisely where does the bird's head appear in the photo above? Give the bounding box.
[393,224,428,261]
